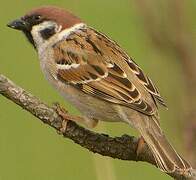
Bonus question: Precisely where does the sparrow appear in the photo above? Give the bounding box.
[7,6,191,173]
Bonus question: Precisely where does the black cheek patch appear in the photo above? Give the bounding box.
[40,27,56,40]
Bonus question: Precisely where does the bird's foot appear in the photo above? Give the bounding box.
[136,136,146,158]
[53,102,98,132]
[52,102,70,134]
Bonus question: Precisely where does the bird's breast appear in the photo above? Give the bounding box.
[38,46,121,122]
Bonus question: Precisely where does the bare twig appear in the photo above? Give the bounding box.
[0,74,195,179]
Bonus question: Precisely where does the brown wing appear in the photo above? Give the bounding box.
[53,27,166,115]
[125,59,166,106]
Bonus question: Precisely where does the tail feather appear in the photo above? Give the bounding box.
[147,132,175,171]
[138,116,191,173]
[116,105,191,172]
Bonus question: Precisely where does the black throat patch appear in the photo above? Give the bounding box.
[23,30,36,48]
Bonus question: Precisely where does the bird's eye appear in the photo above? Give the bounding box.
[34,15,41,21]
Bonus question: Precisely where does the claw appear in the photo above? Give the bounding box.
[52,102,98,130]
[136,136,146,157]
[57,120,68,134]
[53,102,68,114]
[53,102,69,134]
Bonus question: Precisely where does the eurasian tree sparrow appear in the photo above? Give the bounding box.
[7,6,191,173]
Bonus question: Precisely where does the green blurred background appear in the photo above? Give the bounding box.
[0,0,195,180]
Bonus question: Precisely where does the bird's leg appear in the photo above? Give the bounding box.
[53,103,98,134]
[136,136,146,157]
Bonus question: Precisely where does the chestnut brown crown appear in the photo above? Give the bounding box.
[7,6,82,31]
[24,6,83,29]
[7,6,83,47]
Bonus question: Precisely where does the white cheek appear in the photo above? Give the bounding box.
[31,26,44,46]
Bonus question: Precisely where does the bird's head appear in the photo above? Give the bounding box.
[7,6,83,48]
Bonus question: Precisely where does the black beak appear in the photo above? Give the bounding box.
[7,19,28,31]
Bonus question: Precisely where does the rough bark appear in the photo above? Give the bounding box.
[0,74,195,180]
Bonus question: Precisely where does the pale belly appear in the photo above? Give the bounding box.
[38,47,121,123]
[38,46,138,124]
[41,64,151,129]
[55,82,144,130]
[55,81,122,122]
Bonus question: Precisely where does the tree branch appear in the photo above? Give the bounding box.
[0,74,195,180]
